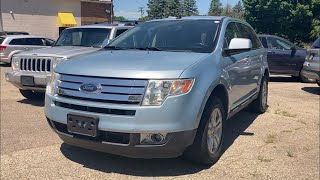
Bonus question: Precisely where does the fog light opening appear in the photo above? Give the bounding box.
[151,133,164,143]
[140,133,168,145]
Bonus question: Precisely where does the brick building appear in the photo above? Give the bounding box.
[0,0,113,40]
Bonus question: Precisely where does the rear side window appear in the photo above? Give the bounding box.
[115,29,129,37]
[311,38,320,48]
[0,37,5,44]
[9,38,26,45]
[25,38,45,46]
[259,37,268,48]
[238,24,262,49]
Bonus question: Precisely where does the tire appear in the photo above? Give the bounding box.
[184,97,225,165]
[300,70,316,83]
[317,81,320,86]
[19,89,44,100]
[251,76,268,113]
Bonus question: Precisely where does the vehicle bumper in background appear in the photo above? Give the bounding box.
[0,56,10,63]
[46,117,197,158]
[5,70,51,91]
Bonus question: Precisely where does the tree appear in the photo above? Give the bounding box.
[182,0,199,16]
[113,16,127,22]
[208,0,223,16]
[138,16,151,22]
[232,1,244,19]
[167,0,182,17]
[243,0,319,43]
[147,0,169,19]
[222,4,233,17]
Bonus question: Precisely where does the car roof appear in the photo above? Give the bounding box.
[148,16,227,22]
[67,24,133,30]
[3,35,46,39]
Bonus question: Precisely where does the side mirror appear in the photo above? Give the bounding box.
[224,38,252,56]
[291,45,297,56]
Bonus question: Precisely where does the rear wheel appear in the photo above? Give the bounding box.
[19,89,44,100]
[251,76,268,113]
[184,97,225,165]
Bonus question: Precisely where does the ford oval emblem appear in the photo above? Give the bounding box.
[79,83,102,94]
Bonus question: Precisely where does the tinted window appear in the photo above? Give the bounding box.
[55,28,111,47]
[25,38,45,46]
[224,22,242,49]
[9,38,26,45]
[311,38,320,48]
[267,37,291,50]
[0,37,5,44]
[259,37,268,48]
[109,20,220,53]
[44,38,55,46]
[115,29,129,37]
[6,32,29,35]
[238,24,262,49]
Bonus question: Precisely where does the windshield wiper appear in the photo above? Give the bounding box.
[104,46,127,50]
[140,47,163,51]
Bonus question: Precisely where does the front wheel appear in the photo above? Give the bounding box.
[300,70,316,83]
[19,89,44,100]
[251,76,268,113]
[184,97,225,165]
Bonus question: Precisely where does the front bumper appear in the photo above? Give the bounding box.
[47,117,197,158]
[5,70,51,91]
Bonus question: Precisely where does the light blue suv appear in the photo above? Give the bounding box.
[45,16,269,165]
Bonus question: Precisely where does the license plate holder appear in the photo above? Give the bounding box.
[67,114,99,137]
[21,76,35,86]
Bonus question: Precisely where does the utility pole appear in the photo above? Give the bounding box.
[138,7,144,18]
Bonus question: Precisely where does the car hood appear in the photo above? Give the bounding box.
[16,46,99,58]
[56,50,209,79]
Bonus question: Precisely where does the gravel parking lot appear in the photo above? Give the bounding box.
[1,63,319,180]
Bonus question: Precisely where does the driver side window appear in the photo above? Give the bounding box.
[267,38,292,50]
[224,22,241,49]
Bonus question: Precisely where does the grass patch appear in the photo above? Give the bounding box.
[258,155,273,162]
[265,133,277,144]
[287,150,294,158]
[274,109,297,118]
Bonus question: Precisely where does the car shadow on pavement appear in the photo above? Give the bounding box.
[60,110,259,177]
[301,87,320,95]
[17,98,45,107]
[269,76,300,83]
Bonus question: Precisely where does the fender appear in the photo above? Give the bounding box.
[8,50,24,63]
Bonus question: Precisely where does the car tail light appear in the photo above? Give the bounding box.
[0,45,7,51]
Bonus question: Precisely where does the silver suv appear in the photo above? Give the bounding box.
[5,24,132,99]
[0,35,54,63]
[45,17,269,165]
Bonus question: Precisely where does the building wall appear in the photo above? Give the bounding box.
[1,0,81,40]
[81,0,112,25]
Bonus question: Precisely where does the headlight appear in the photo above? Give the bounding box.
[46,72,60,96]
[52,57,68,70]
[11,56,20,71]
[142,79,194,106]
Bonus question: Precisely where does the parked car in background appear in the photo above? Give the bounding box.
[0,35,55,64]
[45,16,269,165]
[258,35,313,82]
[0,31,29,36]
[302,38,320,86]
[5,24,133,99]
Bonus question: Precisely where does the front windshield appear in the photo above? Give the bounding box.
[55,28,111,48]
[108,20,220,53]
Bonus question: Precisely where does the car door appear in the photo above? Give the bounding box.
[266,37,297,74]
[223,22,259,109]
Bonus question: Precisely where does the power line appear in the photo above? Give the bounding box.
[138,7,144,17]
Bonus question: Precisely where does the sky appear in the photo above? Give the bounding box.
[113,0,239,20]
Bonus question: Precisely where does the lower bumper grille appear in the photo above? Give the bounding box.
[54,101,136,116]
[51,120,130,144]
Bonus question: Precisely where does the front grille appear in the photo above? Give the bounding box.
[54,101,136,116]
[52,121,130,144]
[57,74,147,105]
[20,57,52,72]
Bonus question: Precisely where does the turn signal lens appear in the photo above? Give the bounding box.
[170,79,193,95]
